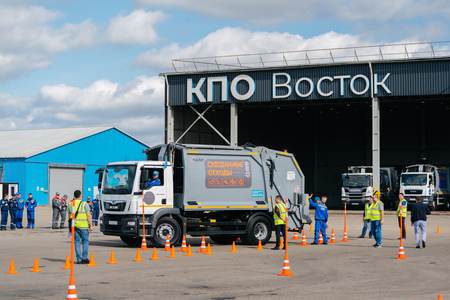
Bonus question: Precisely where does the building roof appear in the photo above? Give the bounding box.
[0,126,148,159]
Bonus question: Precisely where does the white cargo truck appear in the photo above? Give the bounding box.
[341,166,398,207]
[400,164,450,210]
[99,144,311,247]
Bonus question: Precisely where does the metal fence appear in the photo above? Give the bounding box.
[172,41,450,73]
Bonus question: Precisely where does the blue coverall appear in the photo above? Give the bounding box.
[0,198,9,230]
[26,197,37,228]
[309,198,329,244]
[92,198,100,226]
[16,197,25,228]
[9,197,18,230]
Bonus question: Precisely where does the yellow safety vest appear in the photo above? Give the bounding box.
[364,203,372,220]
[370,201,383,221]
[68,200,89,228]
[397,199,407,217]
[273,202,287,226]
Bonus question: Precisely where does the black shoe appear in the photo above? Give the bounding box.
[60,226,65,229]
[271,247,280,250]
[76,261,83,264]
[358,236,364,238]
[373,243,378,247]
[311,242,319,245]
[422,241,426,248]
[369,235,373,238]
[322,243,328,245]
[52,227,58,229]
[81,259,90,264]
[416,246,421,248]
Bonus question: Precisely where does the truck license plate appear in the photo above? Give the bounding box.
[109,220,118,225]
[351,203,359,205]
[110,205,118,209]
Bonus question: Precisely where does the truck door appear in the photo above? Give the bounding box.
[141,168,169,213]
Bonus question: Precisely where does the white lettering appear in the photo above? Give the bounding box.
[334,75,351,96]
[273,73,292,99]
[230,75,255,101]
[207,77,228,102]
[350,74,370,95]
[295,77,314,97]
[317,76,334,97]
[374,73,391,94]
[187,78,206,103]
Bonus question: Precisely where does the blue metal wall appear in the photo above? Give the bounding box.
[2,128,147,205]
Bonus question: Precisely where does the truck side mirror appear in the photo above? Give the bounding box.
[95,168,104,189]
[140,169,149,190]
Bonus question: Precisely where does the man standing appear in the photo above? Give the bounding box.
[271,195,287,250]
[8,194,18,230]
[385,186,394,210]
[68,190,93,264]
[0,194,9,230]
[52,192,61,229]
[25,193,37,228]
[397,193,407,240]
[370,194,384,248]
[358,197,373,238]
[92,194,100,226]
[15,193,25,229]
[310,196,328,245]
[59,195,68,229]
[147,171,161,187]
[411,196,431,248]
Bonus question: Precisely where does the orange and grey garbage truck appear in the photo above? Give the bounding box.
[99,143,311,247]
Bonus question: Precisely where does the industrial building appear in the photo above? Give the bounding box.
[161,42,450,207]
[0,126,148,205]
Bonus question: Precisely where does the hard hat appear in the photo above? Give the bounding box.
[315,197,320,201]
[153,170,159,175]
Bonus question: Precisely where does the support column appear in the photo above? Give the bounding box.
[230,103,238,146]
[166,106,174,143]
[372,97,380,194]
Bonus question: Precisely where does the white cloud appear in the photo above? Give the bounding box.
[0,76,165,146]
[106,10,168,46]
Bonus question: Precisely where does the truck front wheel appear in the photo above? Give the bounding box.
[150,217,181,248]
[241,216,272,245]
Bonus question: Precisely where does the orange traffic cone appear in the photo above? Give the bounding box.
[318,231,323,244]
[6,259,18,274]
[437,226,442,233]
[278,251,295,276]
[438,294,442,300]
[162,234,171,251]
[230,241,238,252]
[299,231,309,246]
[309,225,314,232]
[108,251,118,264]
[30,257,42,272]
[178,235,188,252]
[405,225,408,233]
[150,247,160,260]
[256,239,264,250]
[341,230,349,242]
[205,243,213,255]
[87,253,97,266]
[134,249,143,262]
[279,237,284,248]
[396,238,408,259]
[185,244,194,256]
[197,236,207,253]
[168,245,177,258]
[291,231,300,240]
[329,229,338,243]
[62,255,71,269]
[66,271,77,300]
[140,236,149,250]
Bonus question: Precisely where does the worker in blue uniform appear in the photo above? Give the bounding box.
[92,194,100,226]
[26,193,37,229]
[147,170,161,187]
[9,194,19,230]
[16,193,25,229]
[1,194,9,230]
[309,196,329,245]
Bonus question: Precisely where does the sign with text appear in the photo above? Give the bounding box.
[205,159,251,189]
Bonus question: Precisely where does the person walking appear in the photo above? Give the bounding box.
[271,195,287,250]
[68,190,93,264]
[411,196,431,249]
[0,194,9,230]
[370,194,384,248]
[358,197,373,238]
[15,193,25,229]
[397,193,407,240]
[92,194,100,226]
[59,194,68,229]
[25,193,37,229]
[8,194,18,230]
[310,196,328,245]
[52,192,61,229]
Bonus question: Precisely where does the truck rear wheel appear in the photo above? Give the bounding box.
[209,235,239,244]
[241,216,272,245]
[120,236,141,247]
[149,217,181,248]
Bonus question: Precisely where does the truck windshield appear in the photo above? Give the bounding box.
[343,175,371,188]
[401,174,427,186]
[102,165,137,194]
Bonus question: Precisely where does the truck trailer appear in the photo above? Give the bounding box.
[399,164,450,210]
[99,143,312,247]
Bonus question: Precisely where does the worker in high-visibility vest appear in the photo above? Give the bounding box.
[370,194,384,248]
[68,190,93,264]
[271,195,287,250]
[358,196,374,238]
[397,193,407,240]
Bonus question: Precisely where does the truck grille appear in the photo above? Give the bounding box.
[104,201,127,212]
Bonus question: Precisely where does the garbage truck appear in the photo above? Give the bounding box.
[99,143,312,247]
[341,166,398,207]
[399,164,450,210]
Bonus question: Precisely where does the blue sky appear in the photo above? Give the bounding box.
[0,0,449,145]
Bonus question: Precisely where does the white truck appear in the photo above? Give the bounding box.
[98,143,311,247]
[400,164,450,210]
[341,166,398,207]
